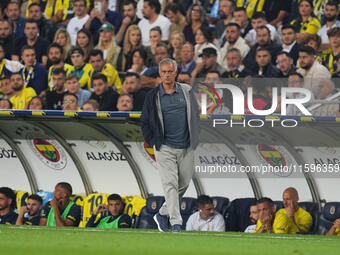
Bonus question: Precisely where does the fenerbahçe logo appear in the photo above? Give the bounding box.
[258,144,286,167]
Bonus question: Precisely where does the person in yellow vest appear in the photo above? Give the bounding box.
[255,197,297,234]
[40,182,81,227]
[89,49,122,93]
[276,187,313,233]
[69,46,93,90]
[9,73,37,109]
[327,218,340,236]
[86,194,131,229]
[322,27,340,74]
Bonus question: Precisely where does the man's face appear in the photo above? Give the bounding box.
[283,190,298,208]
[257,202,274,221]
[288,75,304,88]
[107,199,123,217]
[52,73,66,90]
[257,28,270,46]
[142,2,153,19]
[177,74,191,84]
[22,49,36,67]
[0,193,11,211]
[329,35,340,49]
[6,3,20,20]
[48,47,62,65]
[234,11,247,27]
[155,47,169,64]
[204,73,220,84]
[65,78,80,94]
[159,63,177,86]
[200,203,215,219]
[24,23,39,40]
[318,80,334,99]
[123,3,137,19]
[27,198,42,216]
[63,95,78,110]
[10,74,24,91]
[71,53,85,68]
[53,185,70,208]
[202,55,217,70]
[117,95,133,111]
[227,51,241,71]
[90,55,105,72]
[73,0,87,17]
[28,5,43,20]
[324,5,338,21]
[0,21,12,40]
[83,103,96,111]
[150,31,161,45]
[256,50,271,67]
[251,18,265,31]
[180,44,194,63]
[249,205,259,224]
[93,79,107,96]
[0,78,13,96]
[123,76,140,93]
[166,10,178,24]
[277,54,293,73]
[282,28,296,45]
[29,98,43,110]
[226,25,240,44]
[219,0,232,19]
[298,52,314,70]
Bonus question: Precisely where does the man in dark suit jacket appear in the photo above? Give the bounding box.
[280,24,301,65]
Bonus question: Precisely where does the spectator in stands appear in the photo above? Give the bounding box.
[276,187,313,233]
[0,187,17,225]
[244,12,281,47]
[222,48,252,78]
[318,1,340,50]
[122,72,149,111]
[69,47,94,90]
[5,1,25,39]
[89,73,119,111]
[138,0,171,46]
[297,46,331,96]
[53,28,72,62]
[164,3,187,36]
[194,26,217,64]
[305,34,322,59]
[168,31,185,63]
[116,0,140,45]
[219,23,250,70]
[65,74,91,107]
[67,0,90,46]
[46,68,67,110]
[76,28,93,62]
[244,78,271,114]
[9,72,36,109]
[311,79,340,116]
[127,48,148,74]
[40,182,81,227]
[27,96,44,110]
[0,44,23,79]
[243,26,281,72]
[145,26,163,67]
[0,77,14,99]
[262,0,290,26]
[186,195,225,232]
[85,0,122,45]
[214,0,235,42]
[291,0,321,44]
[95,23,125,71]
[82,99,100,111]
[89,49,122,93]
[20,45,48,96]
[183,3,208,45]
[62,93,80,111]
[322,27,340,74]
[254,48,280,77]
[13,19,48,66]
[16,194,42,226]
[122,25,142,71]
[327,218,340,235]
[117,94,134,111]
[281,24,301,65]
[0,19,14,59]
[86,194,131,228]
[177,72,192,85]
[244,202,258,233]
[0,99,12,109]
[233,7,252,38]
[192,47,226,79]
[47,43,74,89]
[256,197,296,234]
[277,51,297,78]
[178,42,196,74]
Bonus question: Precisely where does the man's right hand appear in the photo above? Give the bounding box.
[122,16,132,26]
[19,206,29,216]
[94,204,107,216]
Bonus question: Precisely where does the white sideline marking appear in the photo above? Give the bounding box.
[2,226,339,242]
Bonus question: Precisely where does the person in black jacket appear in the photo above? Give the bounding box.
[90,73,119,111]
[253,48,281,77]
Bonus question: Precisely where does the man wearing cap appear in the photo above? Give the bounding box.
[192,48,227,79]
[67,0,90,45]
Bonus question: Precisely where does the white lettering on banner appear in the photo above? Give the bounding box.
[213,119,298,128]
[86,151,126,161]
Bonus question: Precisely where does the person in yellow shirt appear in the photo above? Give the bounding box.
[291,0,321,44]
[89,49,122,93]
[276,187,313,233]
[69,47,93,90]
[255,197,296,234]
[9,73,37,110]
[327,218,340,236]
[235,0,266,19]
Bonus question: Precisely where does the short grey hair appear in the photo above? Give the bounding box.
[159,58,177,72]
[227,48,242,58]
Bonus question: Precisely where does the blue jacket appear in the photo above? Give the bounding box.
[141,82,200,151]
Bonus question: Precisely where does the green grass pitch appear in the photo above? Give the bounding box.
[1,225,340,255]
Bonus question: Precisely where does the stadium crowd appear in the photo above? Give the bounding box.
[0,0,339,115]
